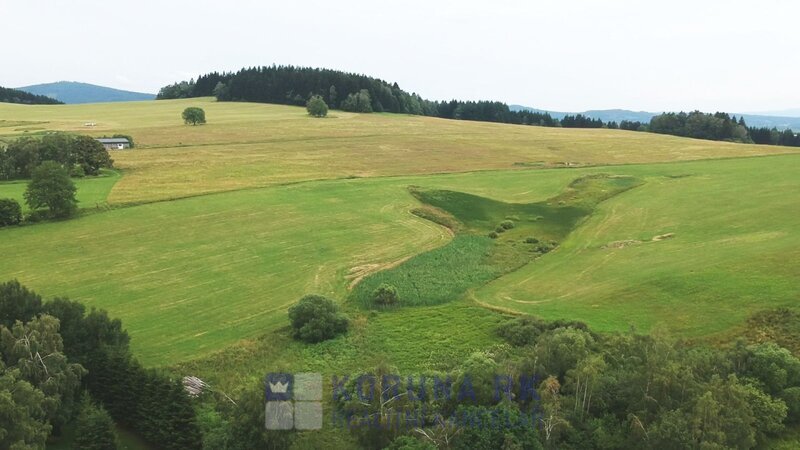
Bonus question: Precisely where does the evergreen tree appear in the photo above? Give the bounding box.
[74,395,119,450]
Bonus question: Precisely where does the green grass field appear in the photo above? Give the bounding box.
[472,154,800,339]
[2,98,797,205]
[0,169,119,211]
[1,99,798,373]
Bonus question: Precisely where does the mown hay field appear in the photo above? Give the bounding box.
[1,99,798,369]
[2,98,797,204]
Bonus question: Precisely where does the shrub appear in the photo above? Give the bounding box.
[386,435,436,450]
[288,294,348,343]
[306,95,329,117]
[497,317,546,346]
[0,198,22,226]
[70,165,86,177]
[495,226,505,233]
[500,220,515,230]
[524,237,539,244]
[488,231,498,239]
[372,283,399,306]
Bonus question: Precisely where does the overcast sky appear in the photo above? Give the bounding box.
[2,0,799,113]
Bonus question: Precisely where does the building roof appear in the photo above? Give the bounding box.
[96,138,130,144]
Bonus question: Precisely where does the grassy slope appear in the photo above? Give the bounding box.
[472,154,800,338]
[1,99,798,368]
[0,176,451,365]
[2,99,798,449]
[1,98,796,204]
[1,155,797,366]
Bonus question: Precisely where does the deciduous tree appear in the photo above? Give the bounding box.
[182,107,206,125]
[24,161,77,218]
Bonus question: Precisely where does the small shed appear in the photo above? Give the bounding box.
[96,138,131,150]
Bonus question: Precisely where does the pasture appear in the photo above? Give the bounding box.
[1,98,797,204]
[0,98,798,372]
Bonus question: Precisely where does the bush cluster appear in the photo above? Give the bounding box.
[0,198,22,226]
[288,294,349,343]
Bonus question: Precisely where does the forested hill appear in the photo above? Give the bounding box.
[156,65,563,127]
[0,86,63,105]
[157,65,800,147]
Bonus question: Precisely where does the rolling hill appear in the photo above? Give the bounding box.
[2,97,799,449]
[16,81,155,104]
[0,98,798,366]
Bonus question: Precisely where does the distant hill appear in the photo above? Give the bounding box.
[748,108,800,117]
[16,81,155,104]
[510,105,800,130]
[0,86,63,105]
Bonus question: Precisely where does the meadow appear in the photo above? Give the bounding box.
[1,98,797,204]
[0,99,798,367]
[473,154,800,339]
[2,98,799,448]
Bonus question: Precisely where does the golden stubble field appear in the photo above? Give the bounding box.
[2,98,796,204]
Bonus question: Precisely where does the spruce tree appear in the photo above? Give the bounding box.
[75,396,119,450]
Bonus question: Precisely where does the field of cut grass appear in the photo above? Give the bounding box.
[0,175,457,365]
[1,153,797,367]
[0,169,120,211]
[1,98,798,373]
[472,154,800,339]
[1,98,797,204]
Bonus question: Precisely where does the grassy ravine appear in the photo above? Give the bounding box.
[351,175,643,308]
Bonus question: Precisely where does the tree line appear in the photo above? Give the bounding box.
[0,134,115,224]
[3,279,799,449]
[0,280,202,449]
[329,316,800,449]
[157,66,800,148]
[0,134,113,180]
[157,66,564,127]
[0,86,63,105]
